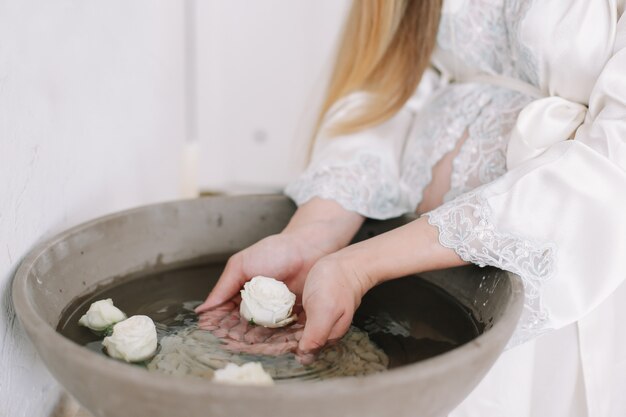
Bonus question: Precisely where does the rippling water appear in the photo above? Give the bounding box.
[58,263,481,382]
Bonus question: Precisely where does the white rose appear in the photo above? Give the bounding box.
[213,362,274,386]
[78,299,127,331]
[240,276,296,328]
[103,315,157,362]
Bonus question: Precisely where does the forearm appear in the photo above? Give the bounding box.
[283,197,365,255]
[333,216,467,291]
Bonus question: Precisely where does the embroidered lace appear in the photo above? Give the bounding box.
[438,0,539,85]
[285,153,410,220]
[425,189,557,346]
[445,88,533,202]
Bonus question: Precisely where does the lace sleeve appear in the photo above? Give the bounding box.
[285,69,443,219]
[284,90,424,220]
[425,188,557,347]
[285,152,412,220]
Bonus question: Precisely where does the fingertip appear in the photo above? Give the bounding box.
[297,337,322,354]
[298,308,341,354]
[194,295,237,314]
[196,256,245,313]
[295,349,316,365]
[194,291,225,313]
[194,300,217,314]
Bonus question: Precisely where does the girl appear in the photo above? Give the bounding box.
[197,1,626,415]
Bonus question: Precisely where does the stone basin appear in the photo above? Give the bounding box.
[12,195,523,417]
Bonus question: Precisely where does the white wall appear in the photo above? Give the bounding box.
[0,1,186,416]
[1,1,352,414]
[195,0,350,193]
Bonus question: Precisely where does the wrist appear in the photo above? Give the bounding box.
[282,197,365,254]
[311,251,377,304]
[326,217,466,293]
[282,222,342,256]
[318,244,380,299]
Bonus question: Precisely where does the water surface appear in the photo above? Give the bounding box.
[57,263,481,381]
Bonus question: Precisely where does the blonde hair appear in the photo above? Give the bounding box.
[318,0,442,137]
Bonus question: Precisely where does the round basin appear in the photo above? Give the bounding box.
[12,195,523,417]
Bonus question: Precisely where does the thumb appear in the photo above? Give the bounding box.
[195,255,247,313]
[298,298,343,353]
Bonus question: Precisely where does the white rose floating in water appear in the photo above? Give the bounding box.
[213,362,274,386]
[78,298,127,331]
[103,315,158,362]
[240,276,296,328]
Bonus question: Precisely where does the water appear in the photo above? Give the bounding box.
[57,263,482,382]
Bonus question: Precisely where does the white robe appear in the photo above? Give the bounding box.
[285,0,626,415]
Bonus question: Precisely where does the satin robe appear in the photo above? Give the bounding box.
[286,1,626,415]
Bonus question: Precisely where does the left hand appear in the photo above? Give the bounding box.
[297,217,467,354]
[297,253,373,354]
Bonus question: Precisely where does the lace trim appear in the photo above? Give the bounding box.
[504,0,540,86]
[401,84,532,208]
[445,88,533,201]
[425,189,557,347]
[438,0,539,85]
[401,85,492,209]
[284,153,410,220]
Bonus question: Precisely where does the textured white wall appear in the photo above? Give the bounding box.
[0,1,186,416]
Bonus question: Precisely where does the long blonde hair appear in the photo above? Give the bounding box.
[317,0,442,137]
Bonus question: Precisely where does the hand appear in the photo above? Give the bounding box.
[297,254,374,353]
[197,299,305,356]
[195,232,326,312]
[297,217,468,353]
[195,198,364,313]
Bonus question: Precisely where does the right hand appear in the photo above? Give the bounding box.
[195,231,329,313]
[195,197,364,312]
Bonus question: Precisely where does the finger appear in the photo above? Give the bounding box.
[212,328,229,338]
[298,299,343,354]
[297,313,350,365]
[327,312,353,342]
[227,320,249,342]
[218,311,240,330]
[195,255,247,313]
[196,301,236,326]
[265,330,291,344]
[243,325,274,344]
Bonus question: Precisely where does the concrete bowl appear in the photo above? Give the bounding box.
[13,195,523,417]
